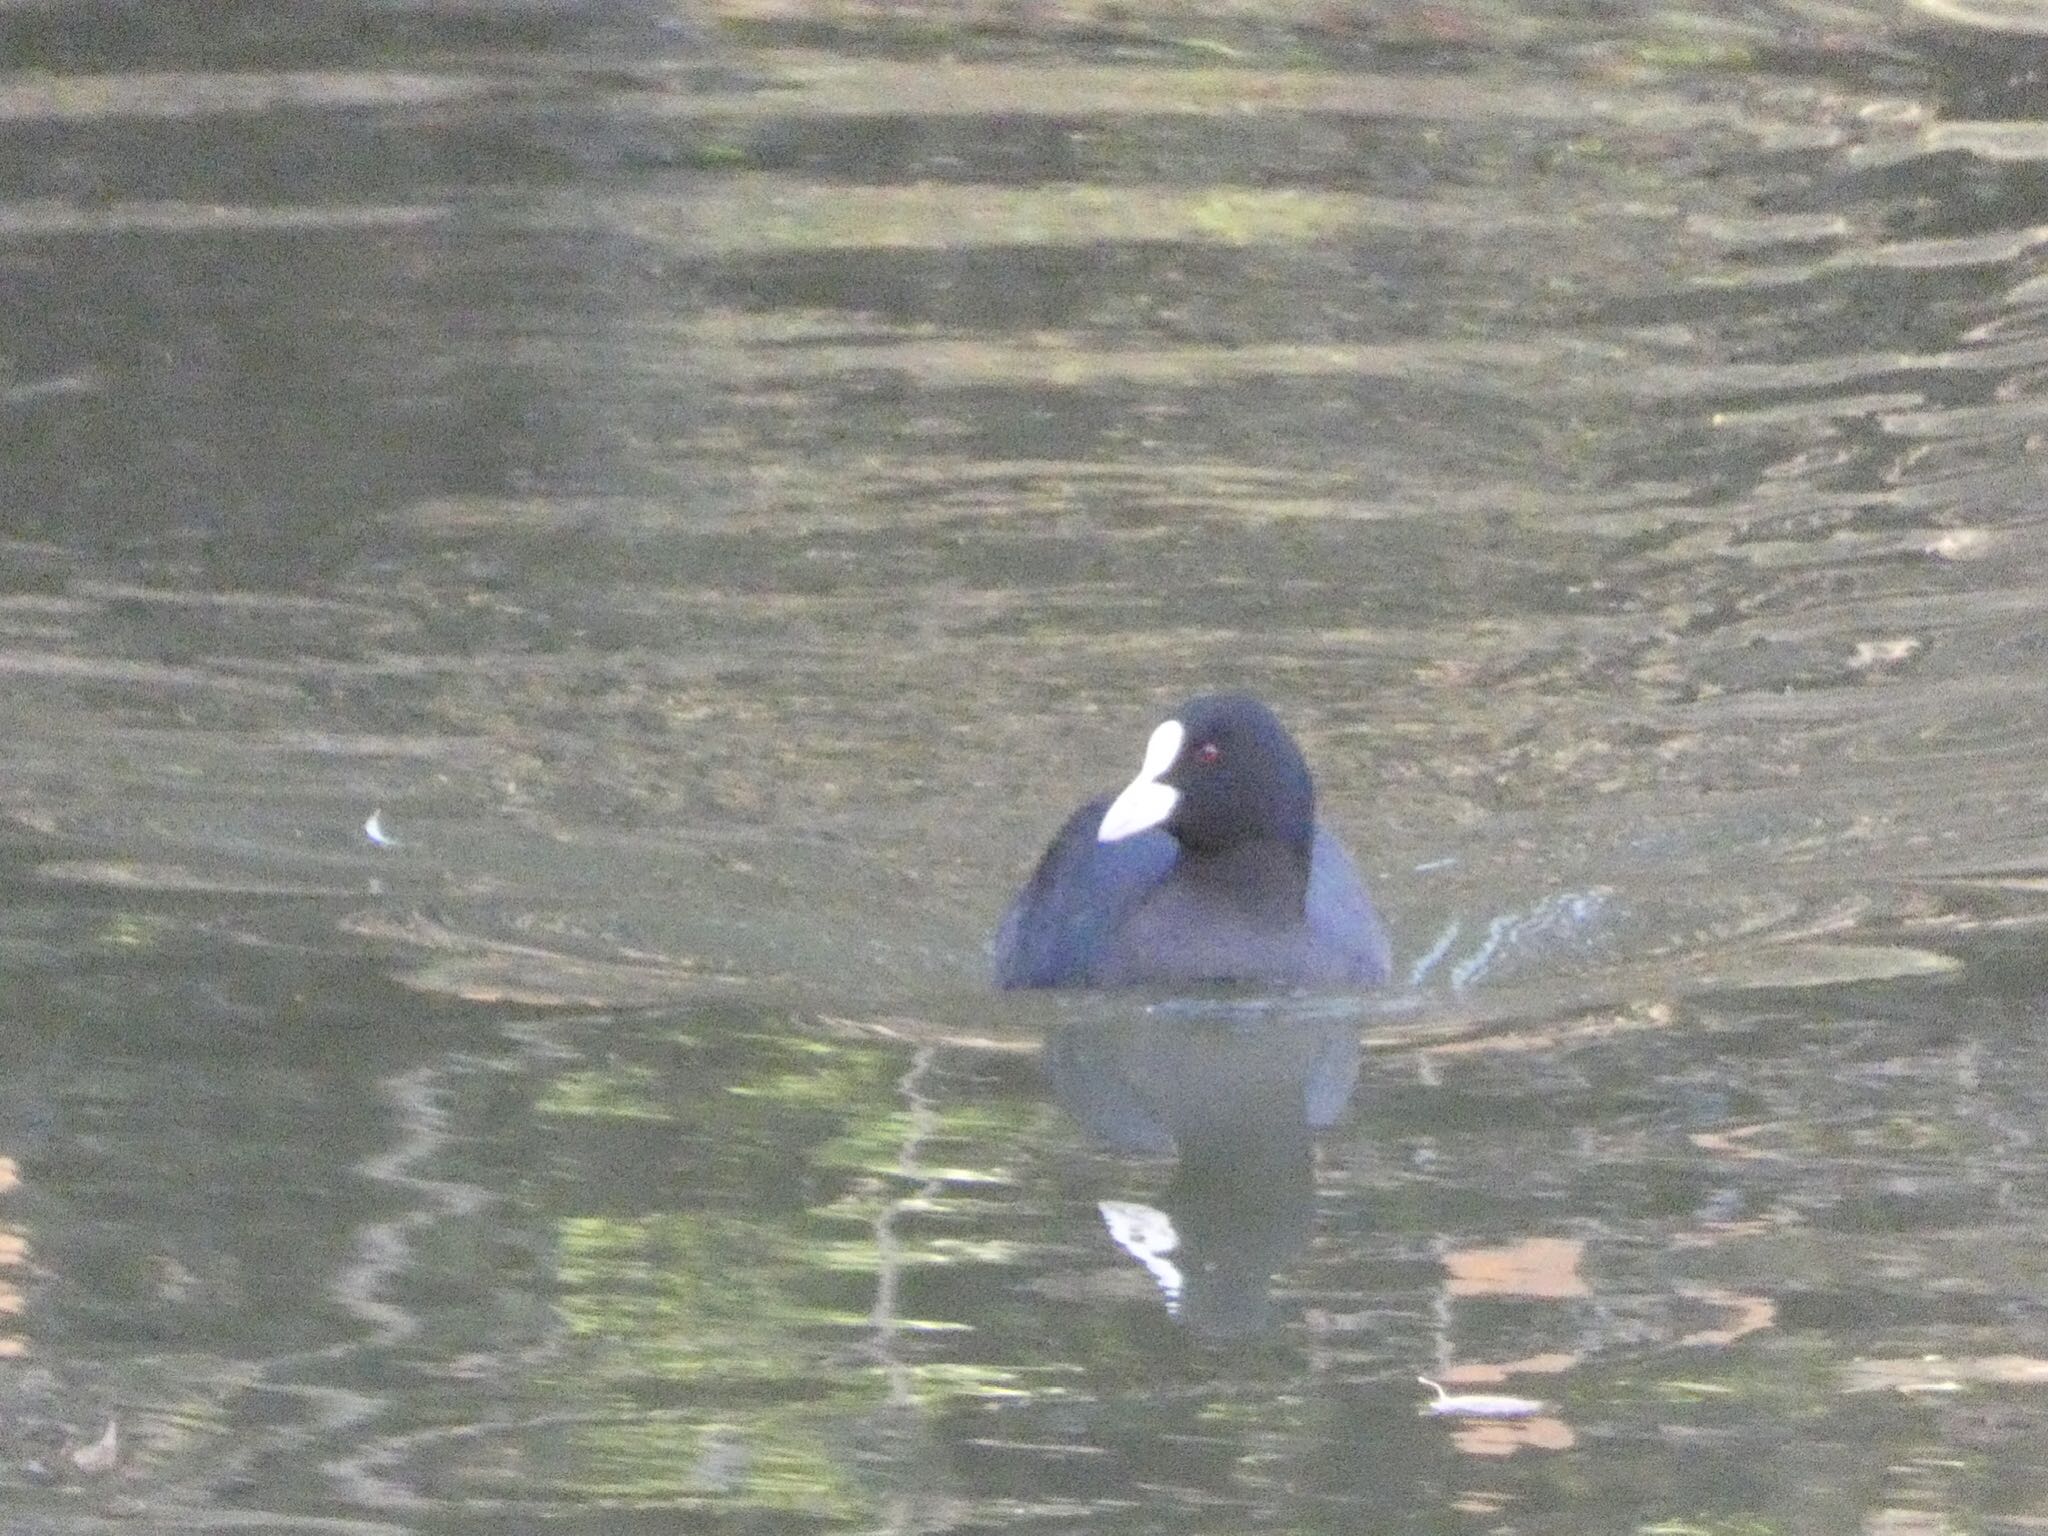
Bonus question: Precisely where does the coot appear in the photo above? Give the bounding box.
[993,694,1391,989]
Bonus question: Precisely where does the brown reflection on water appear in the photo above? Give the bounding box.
[1675,1288,1777,1348]
[1442,1237,1590,1300]
[1443,1413,1575,1458]
[0,1156,20,1361]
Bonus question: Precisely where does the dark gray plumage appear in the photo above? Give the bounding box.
[993,694,1391,989]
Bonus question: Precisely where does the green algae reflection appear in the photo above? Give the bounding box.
[537,1025,1056,1514]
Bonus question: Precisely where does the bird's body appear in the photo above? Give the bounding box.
[993,695,1390,990]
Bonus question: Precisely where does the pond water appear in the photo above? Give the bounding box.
[5,1,2048,1530]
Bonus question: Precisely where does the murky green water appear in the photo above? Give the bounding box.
[5,1,2048,1530]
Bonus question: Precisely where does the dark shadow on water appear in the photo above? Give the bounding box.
[1046,1002,1361,1341]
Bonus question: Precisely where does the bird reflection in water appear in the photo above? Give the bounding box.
[1044,1000,1363,1341]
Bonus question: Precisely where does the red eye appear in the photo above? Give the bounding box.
[1195,741,1221,765]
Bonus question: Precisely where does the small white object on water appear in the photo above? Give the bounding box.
[1418,1377,1546,1419]
[1100,1200,1184,1317]
[363,811,397,849]
[70,1419,118,1474]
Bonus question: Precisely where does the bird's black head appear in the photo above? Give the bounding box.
[1098,693,1316,858]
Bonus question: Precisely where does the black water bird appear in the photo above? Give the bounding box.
[993,694,1391,989]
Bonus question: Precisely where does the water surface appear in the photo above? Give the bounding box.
[5,2,2048,1530]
